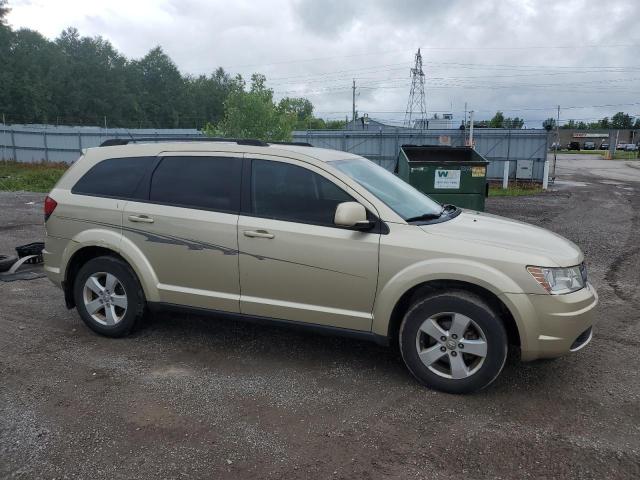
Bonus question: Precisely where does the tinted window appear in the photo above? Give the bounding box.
[72,156,154,199]
[150,156,241,212]
[251,159,353,225]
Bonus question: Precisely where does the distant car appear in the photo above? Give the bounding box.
[617,144,626,150]
[568,141,581,151]
[600,143,609,150]
[625,144,638,151]
[550,141,561,150]
[583,141,595,150]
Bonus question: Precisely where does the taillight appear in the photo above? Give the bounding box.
[44,195,57,221]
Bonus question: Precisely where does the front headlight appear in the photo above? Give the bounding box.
[527,264,586,294]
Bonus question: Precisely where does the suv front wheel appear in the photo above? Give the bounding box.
[399,290,508,394]
[73,256,146,337]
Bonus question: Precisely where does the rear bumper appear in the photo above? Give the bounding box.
[501,282,598,361]
[43,234,67,288]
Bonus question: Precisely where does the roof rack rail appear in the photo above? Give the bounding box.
[269,141,313,147]
[99,137,315,148]
[98,137,269,147]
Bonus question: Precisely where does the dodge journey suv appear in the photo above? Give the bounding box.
[44,138,598,393]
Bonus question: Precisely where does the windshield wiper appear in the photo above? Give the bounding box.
[405,209,444,223]
[405,204,459,223]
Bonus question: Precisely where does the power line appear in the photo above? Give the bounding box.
[225,44,638,69]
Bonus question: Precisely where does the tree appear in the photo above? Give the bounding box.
[325,119,346,129]
[542,118,556,131]
[634,118,640,129]
[129,46,185,128]
[489,111,504,128]
[0,0,9,24]
[205,74,296,141]
[611,111,633,129]
[560,119,576,129]
[504,117,524,129]
[0,20,325,130]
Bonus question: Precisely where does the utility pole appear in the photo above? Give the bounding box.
[464,102,467,129]
[551,104,560,182]
[352,79,356,128]
[468,110,474,147]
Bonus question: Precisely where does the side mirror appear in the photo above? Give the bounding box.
[334,202,373,230]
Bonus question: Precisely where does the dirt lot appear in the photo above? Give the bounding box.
[1,155,639,479]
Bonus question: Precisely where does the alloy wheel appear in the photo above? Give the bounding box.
[415,312,488,379]
[82,272,128,326]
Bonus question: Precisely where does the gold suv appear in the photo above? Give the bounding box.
[43,139,598,393]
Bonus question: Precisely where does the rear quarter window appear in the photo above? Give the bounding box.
[71,157,155,199]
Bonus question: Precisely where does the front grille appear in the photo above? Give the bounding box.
[570,326,592,351]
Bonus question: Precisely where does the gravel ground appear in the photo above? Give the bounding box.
[1,155,639,479]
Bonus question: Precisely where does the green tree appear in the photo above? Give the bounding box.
[7,28,67,123]
[55,28,130,125]
[542,118,556,131]
[489,111,504,128]
[0,0,12,115]
[560,119,576,129]
[634,118,640,129]
[205,74,295,141]
[128,46,185,128]
[0,0,9,24]
[504,117,524,129]
[325,119,346,129]
[181,67,233,128]
[611,112,633,129]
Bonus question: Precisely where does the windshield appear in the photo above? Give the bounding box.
[331,158,442,220]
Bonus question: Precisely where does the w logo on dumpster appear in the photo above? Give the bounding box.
[434,169,461,189]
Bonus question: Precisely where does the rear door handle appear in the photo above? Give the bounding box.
[128,214,154,223]
[243,230,275,239]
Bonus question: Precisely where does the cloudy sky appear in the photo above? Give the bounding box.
[6,0,640,127]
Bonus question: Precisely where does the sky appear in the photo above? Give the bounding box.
[6,0,640,127]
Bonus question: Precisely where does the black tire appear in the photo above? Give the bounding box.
[399,290,508,394]
[73,256,145,337]
[0,254,18,272]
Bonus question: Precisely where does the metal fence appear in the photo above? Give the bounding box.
[293,128,550,182]
[1,124,550,183]
[0,124,203,163]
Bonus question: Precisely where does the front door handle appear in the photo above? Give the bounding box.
[243,230,275,239]
[128,214,154,223]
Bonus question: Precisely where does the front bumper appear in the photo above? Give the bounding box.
[501,282,598,361]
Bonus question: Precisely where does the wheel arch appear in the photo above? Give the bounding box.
[383,279,521,350]
[63,242,157,309]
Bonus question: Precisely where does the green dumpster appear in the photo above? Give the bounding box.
[396,145,489,211]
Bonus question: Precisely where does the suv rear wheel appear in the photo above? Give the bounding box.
[73,256,145,337]
[399,290,508,394]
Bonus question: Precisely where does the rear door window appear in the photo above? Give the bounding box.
[150,156,241,213]
[72,156,155,199]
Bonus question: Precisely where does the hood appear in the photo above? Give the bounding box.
[421,210,583,266]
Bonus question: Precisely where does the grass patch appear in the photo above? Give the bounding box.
[0,161,69,192]
[489,183,543,197]
[555,149,604,155]
[611,151,639,160]
[554,149,639,159]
